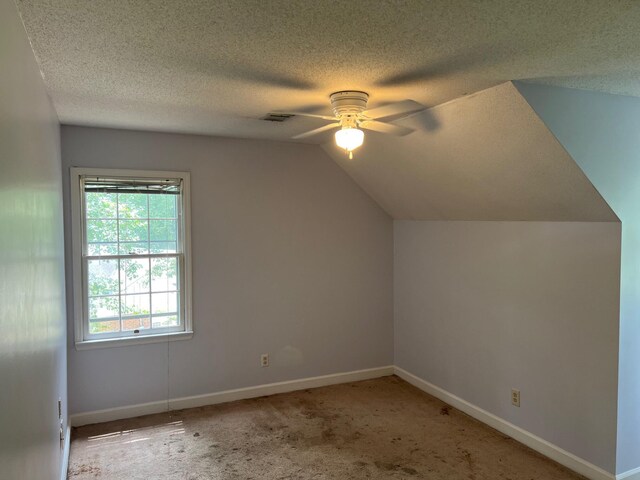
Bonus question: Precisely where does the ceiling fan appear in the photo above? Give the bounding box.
[277,91,426,159]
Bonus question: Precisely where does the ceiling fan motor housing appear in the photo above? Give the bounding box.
[330,91,369,127]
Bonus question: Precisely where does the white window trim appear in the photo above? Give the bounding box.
[70,167,193,350]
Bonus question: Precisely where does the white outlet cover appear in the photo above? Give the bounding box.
[511,389,521,407]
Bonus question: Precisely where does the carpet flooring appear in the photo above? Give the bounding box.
[67,375,586,479]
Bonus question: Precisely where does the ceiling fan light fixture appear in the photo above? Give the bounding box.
[283,90,422,159]
[335,127,364,159]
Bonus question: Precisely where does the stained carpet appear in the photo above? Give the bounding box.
[68,375,585,479]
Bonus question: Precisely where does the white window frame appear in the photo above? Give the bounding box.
[70,167,193,350]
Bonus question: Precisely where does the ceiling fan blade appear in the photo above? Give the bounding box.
[274,112,338,122]
[360,120,414,136]
[362,100,425,120]
[292,122,341,139]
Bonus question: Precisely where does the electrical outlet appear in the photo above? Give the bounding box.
[261,353,269,367]
[511,388,521,407]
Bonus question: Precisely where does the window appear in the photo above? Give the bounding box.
[70,168,192,348]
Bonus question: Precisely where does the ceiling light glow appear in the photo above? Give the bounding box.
[335,128,364,159]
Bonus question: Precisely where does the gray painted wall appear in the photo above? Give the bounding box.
[0,1,67,479]
[516,82,640,474]
[394,221,620,473]
[61,126,393,414]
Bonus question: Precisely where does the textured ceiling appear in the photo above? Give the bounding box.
[16,0,640,140]
[322,82,617,221]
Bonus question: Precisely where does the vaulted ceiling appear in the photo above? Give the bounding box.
[16,0,640,140]
[323,82,617,221]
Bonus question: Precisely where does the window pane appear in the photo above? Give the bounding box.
[89,296,120,323]
[87,219,117,243]
[118,219,148,242]
[152,291,179,328]
[150,219,177,242]
[151,292,178,316]
[121,294,151,332]
[151,257,178,292]
[89,320,120,334]
[150,242,177,254]
[88,259,119,296]
[118,193,148,219]
[122,293,150,317]
[122,316,151,332]
[152,315,179,328]
[149,195,176,219]
[88,243,118,256]
[85,192,117,218]
[120,258,150,294]
[118,242,149,255]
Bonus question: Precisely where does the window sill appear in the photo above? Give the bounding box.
[75,331,193,350]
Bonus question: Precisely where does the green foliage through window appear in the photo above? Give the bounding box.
[84,189,181,336]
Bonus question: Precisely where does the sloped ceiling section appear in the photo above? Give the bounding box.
[322,82,617,221]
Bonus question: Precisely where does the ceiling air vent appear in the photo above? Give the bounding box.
[262,113,295,122]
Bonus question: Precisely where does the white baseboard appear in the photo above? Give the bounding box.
[70,398,169,427]
[618,467,640,480]
[167,366,394,411]
[70,365,394,427]
[67,364,631,480]
[60,425,70,480]
[394,366,615,480]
